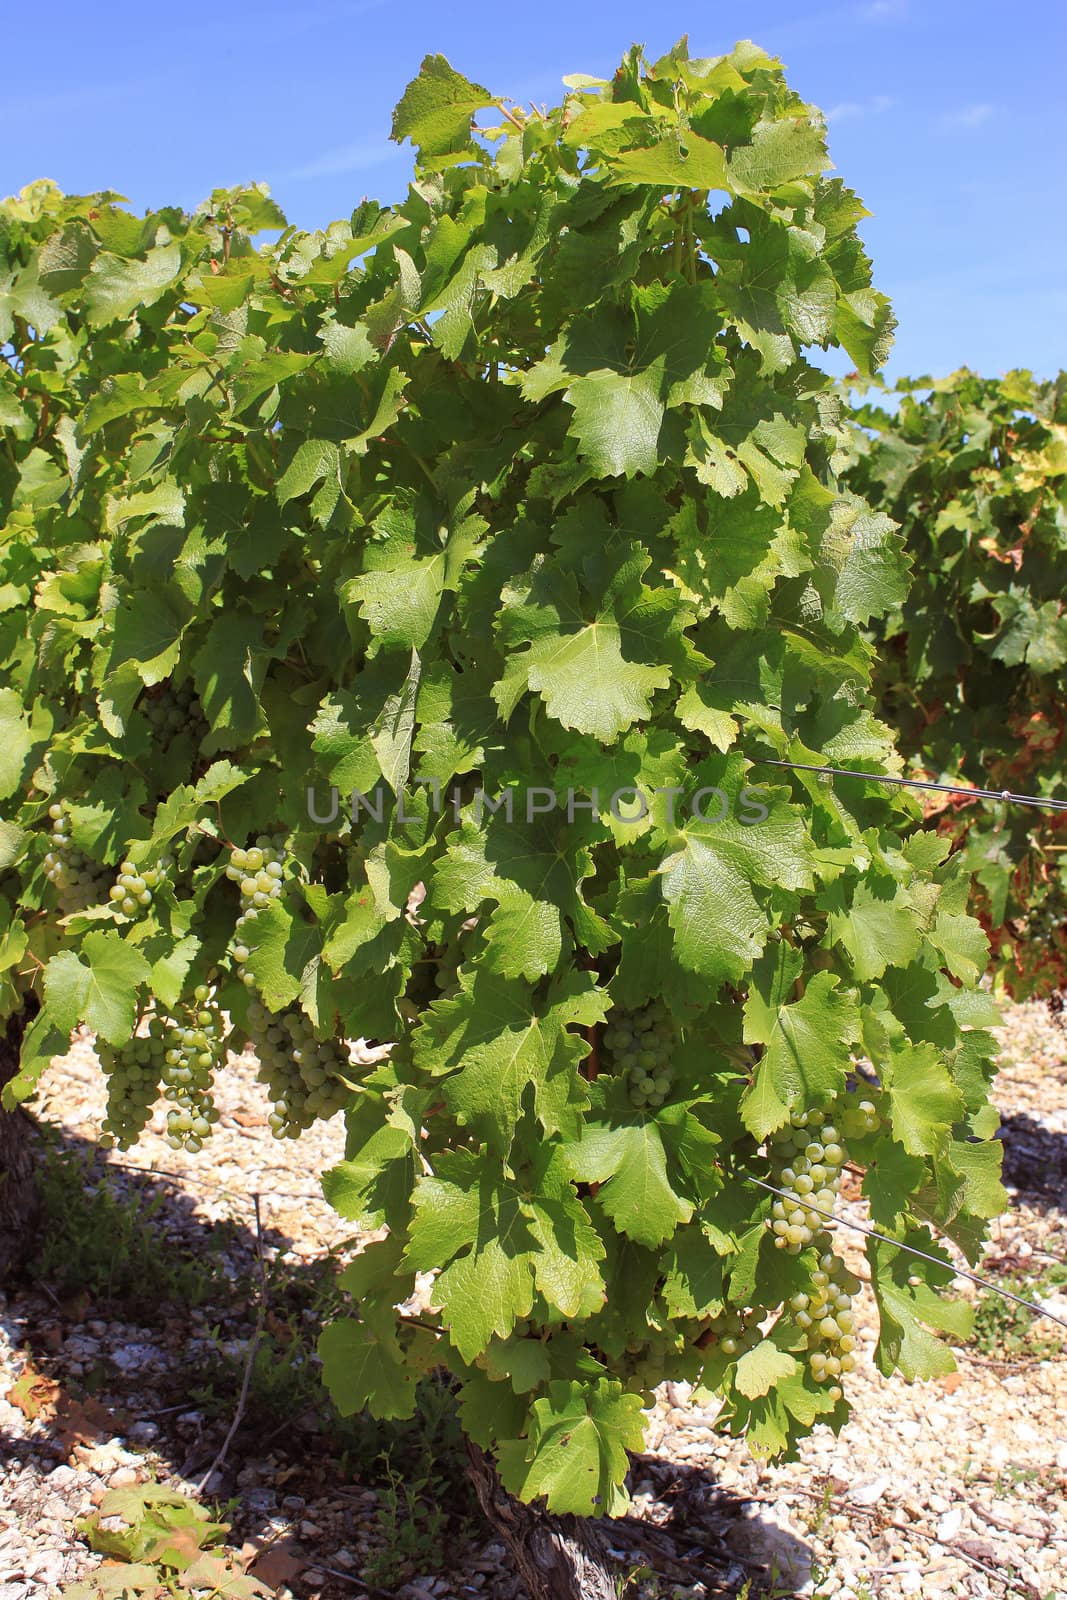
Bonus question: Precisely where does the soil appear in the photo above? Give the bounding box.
[1,1003,1064,1600]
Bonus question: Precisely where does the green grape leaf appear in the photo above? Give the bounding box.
[883,1042,964,1158]
[84,243,181,326]
[392,55,499,157]
[869,1236,972,1380]
[733,1340,799,1399]
[562,1089,699,1248]
[406,1148,604,1360]
[413,968,605,1151]
[318,1309,418,1420]
[494,543,691,740]
[42,933,150,1044]
[497,1378,646,1516]
[741,965,859,1137]
[827,877,922,981]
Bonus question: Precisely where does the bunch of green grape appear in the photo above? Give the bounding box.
[108,855,172,918]
[160,984,225,1151]
[839,1090,880,1142]
[227,835,290,984]
[766,1107,852,1254]
[601,1000,677,1108]
[244,998,351,1137]
[42,802,107,913]
[701,1306,763,1361]
[98,1019,167,1149]
[142,680,206,747]
[432,945,462,998]
[785,1250,863,1402]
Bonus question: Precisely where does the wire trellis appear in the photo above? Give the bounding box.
[75,1143,1067,1339]
[758,756,1067,814]
[742,1172,1067,1334]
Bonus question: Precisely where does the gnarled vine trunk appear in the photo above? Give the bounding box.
[0,997,40,1279]
[465,1442,634,1600]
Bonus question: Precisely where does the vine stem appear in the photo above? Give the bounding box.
[195,1192,267,1494]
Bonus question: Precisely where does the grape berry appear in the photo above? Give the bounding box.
[767,1107,852,1255]
[98,1020,166,1149]
[767,1096,880,1401]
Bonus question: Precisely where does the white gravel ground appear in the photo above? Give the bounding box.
[0,1003,1064,1600]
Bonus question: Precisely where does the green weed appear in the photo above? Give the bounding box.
[30,1141,215,1308]
[968,1259,1067,1361]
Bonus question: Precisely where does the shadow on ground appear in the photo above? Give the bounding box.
[1,1118,814,1599]
[997,1111,1067,1211]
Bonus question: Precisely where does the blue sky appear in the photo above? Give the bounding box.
[3,0,1064,381]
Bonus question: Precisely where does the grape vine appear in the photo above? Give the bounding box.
[0,45,1010,1529]
[844,369,1067,999]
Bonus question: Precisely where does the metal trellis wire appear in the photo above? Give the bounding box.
[742,1172,1067,1334]
[757,757,1067,814]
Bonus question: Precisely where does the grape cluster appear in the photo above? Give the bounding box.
[432,945,462,999]
[143,680,206,747]
[227,835,290,985]
[98,1020,166,1149]
[245,998,351,1137]
[840,1093,880,1143]
[701,1307,762,1361]
[108,855,172,918]
[160,984,225,1151]
[601,1000,677,1108]
[43,802,107,913]
[787,1251,863,1402]
[766,1108,853,1254]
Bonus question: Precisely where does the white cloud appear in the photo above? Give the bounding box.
[275,141,398,182]
[858,0,909,19]
[940,103,995,131]
[826,94,895,122]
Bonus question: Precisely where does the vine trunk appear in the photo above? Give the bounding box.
[0,996,40,1278]
[464,1441,634,1600]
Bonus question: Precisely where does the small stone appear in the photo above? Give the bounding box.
[957,1537,998,1563]
[301,1571,324,1589]
[126,1421,159,1444]
[936,1507,963,1542]
[850,1475,891,1507]
[108,1467,139,1488]
[63,1335,101,1359]
[110,1342,164,1373]
[245,1487,277,1513]
[331,1549,357,1568]
[900,1572,922,1596]
[299,1520,323,1538]
[928,1493,950,1514]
